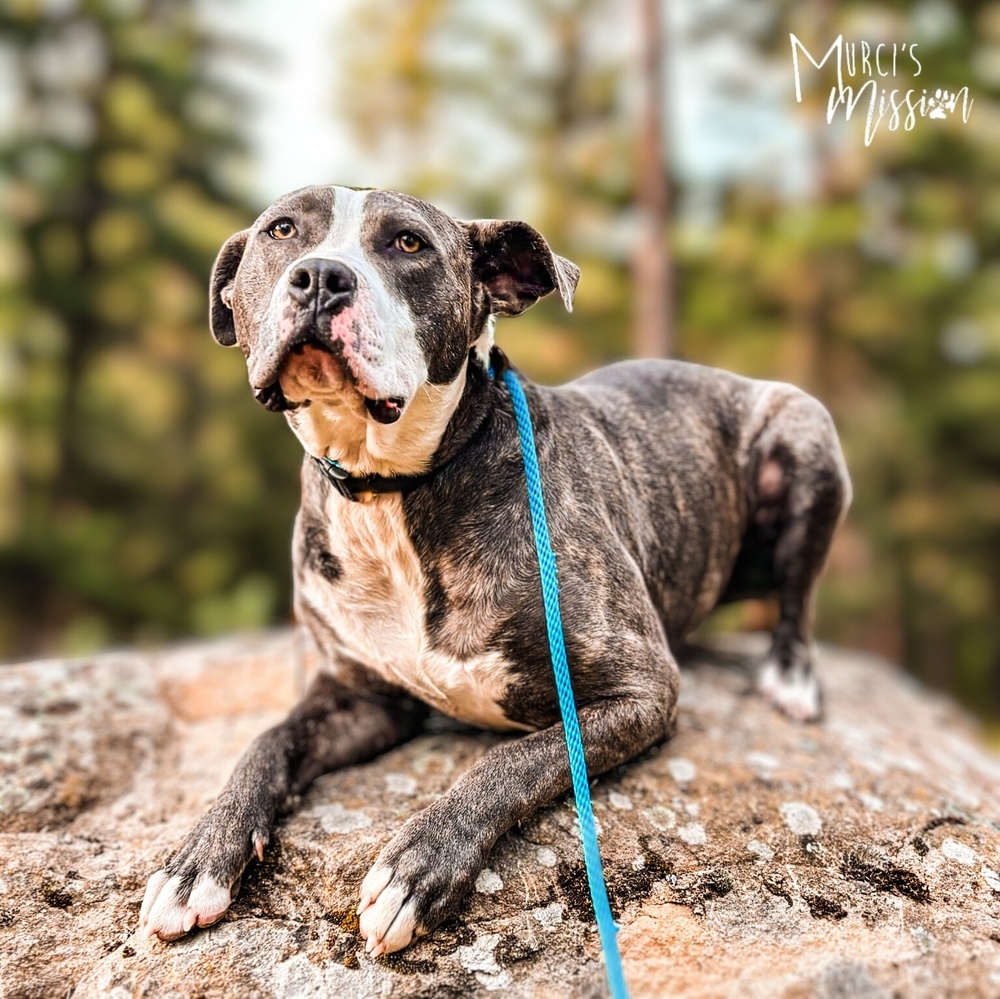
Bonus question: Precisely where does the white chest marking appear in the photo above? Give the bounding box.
[300,493,530,732]
[286,363,468,476]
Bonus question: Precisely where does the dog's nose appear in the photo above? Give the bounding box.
[288,259,357,314]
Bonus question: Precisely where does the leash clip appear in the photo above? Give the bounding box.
[315,457,359,501]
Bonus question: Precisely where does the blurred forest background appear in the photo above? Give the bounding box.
[0,0,998,719]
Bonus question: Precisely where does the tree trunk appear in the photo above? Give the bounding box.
[632,0,672,359]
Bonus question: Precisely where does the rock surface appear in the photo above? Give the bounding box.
[2,631,1000,998]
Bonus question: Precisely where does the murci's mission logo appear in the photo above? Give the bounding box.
[790,34,974,146]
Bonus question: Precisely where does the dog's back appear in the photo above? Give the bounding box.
[532,359,780,641]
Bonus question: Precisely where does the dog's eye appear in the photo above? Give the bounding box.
[267,219,297,241]
[394,231,425,254]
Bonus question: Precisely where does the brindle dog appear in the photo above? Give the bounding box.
[140,185,851,956]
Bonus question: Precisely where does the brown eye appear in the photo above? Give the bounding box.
[394,231,425,254]
[268,219,297,240]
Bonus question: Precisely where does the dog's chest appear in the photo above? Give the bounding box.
[296,494,528,731]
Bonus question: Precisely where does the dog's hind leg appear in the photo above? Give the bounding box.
[748,388,852,721]
[139,671,425,941]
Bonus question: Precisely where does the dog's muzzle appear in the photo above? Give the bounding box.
[251,260,406,423]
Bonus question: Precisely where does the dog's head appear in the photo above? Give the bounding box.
[210,185,578,473]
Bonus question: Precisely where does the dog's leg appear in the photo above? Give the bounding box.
[357,659,679,956]
[140,672,425,940]
[753,393,852,721]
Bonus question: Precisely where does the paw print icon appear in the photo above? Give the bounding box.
[928,88,958,119]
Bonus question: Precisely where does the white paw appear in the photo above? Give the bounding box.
[758,659,822,722]
[139,868,234,941]
[357,861,421,957]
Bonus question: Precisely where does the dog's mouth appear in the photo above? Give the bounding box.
[254,339,406,425]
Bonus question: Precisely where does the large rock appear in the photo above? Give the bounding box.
[1,631,999,998]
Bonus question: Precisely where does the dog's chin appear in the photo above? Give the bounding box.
[262,344,406,425]
[282,342,353,396]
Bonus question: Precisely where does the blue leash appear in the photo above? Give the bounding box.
[502,367,630,999]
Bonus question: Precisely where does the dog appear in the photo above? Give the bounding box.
[139,185,851,955]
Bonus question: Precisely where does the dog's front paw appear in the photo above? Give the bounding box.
[139,797,269,941]
[357,806,484,956]
[139,868,234,941]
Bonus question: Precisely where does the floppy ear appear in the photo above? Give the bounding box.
[209,229,249,346]
[467,220,580,317]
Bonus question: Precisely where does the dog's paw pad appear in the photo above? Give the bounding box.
[757,659,822,722]
[357,864,421,956]
[139,869,233,941]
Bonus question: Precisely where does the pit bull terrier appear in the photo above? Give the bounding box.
[139,185,851,955]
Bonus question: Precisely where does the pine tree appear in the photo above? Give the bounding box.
[0,1,300,654]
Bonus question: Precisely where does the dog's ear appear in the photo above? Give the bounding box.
[467,220,580,317]
[209,229,249,346]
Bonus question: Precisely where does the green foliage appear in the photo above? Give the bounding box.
[0,1,300,656]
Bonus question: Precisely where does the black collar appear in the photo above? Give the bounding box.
[313,456,436,501]
[314,345,508,502]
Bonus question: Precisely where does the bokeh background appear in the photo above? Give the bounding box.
[1,0,998,721]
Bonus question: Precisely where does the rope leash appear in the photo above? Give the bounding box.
[502,367,630,999]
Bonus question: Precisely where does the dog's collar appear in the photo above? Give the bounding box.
[313,456,435,501]
[314,346,509,502]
